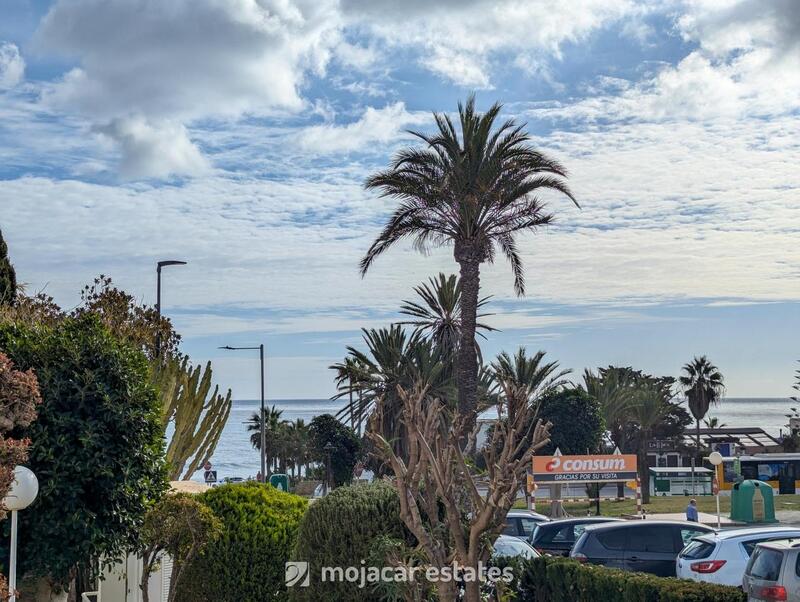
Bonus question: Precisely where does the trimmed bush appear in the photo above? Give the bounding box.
[517,556,746,602]
[290,480,414,601]
[175,482,307,602]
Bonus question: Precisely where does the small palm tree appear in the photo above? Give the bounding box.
[491,348,570,423]
[331,326,453,462]
[680,356,725,452]
[399,272,495,354]
[702,416,727,429]
[361,96,577,418]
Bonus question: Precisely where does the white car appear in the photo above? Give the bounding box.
[676,527,800,586]
[492,534,540,560]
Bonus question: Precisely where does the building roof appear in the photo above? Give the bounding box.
[680,427,781,449]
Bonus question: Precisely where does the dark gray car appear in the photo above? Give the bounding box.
[570,520,714,577]
[529,517,624,557]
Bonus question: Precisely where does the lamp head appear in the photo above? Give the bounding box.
[157,260,187,268]
[3,466,39,511]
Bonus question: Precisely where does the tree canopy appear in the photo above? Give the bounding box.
[308,414,361,487]
[0,316,167,585]
[537,388,604,456]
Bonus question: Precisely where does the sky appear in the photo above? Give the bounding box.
[0,0,798,399]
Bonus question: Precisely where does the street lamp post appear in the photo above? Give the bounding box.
[3,466,39,602]
[220,344,266,479]
[707,451,723,529]
[155,260,187,357]
[323,442,335,495]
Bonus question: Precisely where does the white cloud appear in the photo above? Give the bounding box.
[0,42,25,89]
[94,117,210,180]
[297,102,428,153]
[547,0,800,123]
[341,0,639,87]
[37,0,340,120]
[2,101,799,316]
[33,0,343,177]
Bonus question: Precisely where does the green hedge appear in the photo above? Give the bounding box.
[290,480,414,602]
[174,482,307,602]
[517,556,746,602]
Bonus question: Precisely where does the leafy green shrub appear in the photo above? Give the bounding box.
[290,480,414,602]
[174,482,307,602]
[0,317,167,587]
[517,556,745,602]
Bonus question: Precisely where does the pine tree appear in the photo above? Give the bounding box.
[0,229,17,306]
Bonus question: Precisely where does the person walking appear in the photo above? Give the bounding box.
[686,498,699,522]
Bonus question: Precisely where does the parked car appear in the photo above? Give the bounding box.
[677,527,800,587]
[502,509,550,540]
[493,534,540,560]
[570,520,714,577]
[529,517,624,556]
[742,539,800,601]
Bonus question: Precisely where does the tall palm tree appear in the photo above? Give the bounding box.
[361,96,577,418]
[629,376,674,503]
[247,404,287,476]
[331,356,365,431]
[399,272,495,354]
[680,356,725,452]
[583,366,638,453]
[284,418,310,478]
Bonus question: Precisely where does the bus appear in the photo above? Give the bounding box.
[715,454,800,494]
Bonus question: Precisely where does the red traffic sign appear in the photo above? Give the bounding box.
[203,461,212,471]
[712,476,720,495]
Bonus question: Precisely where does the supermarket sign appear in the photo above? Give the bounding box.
[532,454,638,483]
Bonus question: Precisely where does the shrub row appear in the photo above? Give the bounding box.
[170,482,746,602]
[517,556,746,602]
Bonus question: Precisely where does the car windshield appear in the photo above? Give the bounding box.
[749,547,784,581]
[494,538,536,559]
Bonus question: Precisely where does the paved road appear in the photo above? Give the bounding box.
[777,511,800,525]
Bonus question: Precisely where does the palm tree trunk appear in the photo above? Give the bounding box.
[348,384,355,430]
[456,256,480,420]
[639,431,651,504]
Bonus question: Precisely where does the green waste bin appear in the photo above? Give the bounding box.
[730,479,777,523]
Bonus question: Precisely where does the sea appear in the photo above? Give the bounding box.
[192,397,796,482]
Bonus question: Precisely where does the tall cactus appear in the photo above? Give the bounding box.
[154,357,232,480]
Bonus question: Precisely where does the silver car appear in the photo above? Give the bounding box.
[502,509,549,540]
[742,538,800,601]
